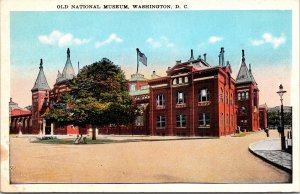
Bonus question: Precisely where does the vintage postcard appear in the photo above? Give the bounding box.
[1,0,299,192]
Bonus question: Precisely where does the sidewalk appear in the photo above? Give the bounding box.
[14,133,217,142]
[249,138,292,173]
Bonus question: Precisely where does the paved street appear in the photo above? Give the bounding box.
[10,130,291,183]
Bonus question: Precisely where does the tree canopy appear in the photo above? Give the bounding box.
[44,58,139,139]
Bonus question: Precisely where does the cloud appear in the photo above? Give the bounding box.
[95,34,123,48]
[146,36,175,48]
[251,33,286,48]
[208,36,223,43]
[38,30,89,47]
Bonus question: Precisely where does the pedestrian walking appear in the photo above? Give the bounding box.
[264,128,269,137]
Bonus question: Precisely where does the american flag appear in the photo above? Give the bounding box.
[138,49,147,66]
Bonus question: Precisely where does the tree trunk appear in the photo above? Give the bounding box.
[92,127,96,140]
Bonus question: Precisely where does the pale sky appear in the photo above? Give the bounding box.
[10,11,292,108]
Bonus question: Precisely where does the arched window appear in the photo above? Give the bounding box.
[226,91,229,104]
[220,113,224,127]
[220,88,224,102]
[172,78,177,85]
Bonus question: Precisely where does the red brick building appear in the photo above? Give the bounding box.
[235,50,260,131]
[259,103,268,129]
[148,49,237,136]
[10,47,263,137]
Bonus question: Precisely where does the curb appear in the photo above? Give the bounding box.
[248,141,292,174]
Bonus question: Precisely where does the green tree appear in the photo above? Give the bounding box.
[267,111,280,128]
[44,58,139,140]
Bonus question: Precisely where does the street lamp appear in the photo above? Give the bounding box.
[276,84,286,150]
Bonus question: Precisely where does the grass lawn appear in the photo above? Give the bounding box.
[32,138,118,145]
[231,131,256,137]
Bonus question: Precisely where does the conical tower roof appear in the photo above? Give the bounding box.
[236,50,255,84]
[56,48,75,83]
[31,59,51,91]
[62,48,75,79]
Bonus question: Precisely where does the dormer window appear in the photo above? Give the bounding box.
[172,79,177,85]
[184,76,188,83]
[178,77,183,84]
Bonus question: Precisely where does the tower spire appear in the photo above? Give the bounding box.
[39,59,43,69]
[67,48,70,59]
[32,58,51,91]
[57,48,75,83]
[242,49,245,62]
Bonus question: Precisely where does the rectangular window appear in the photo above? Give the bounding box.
[176,114,186,127]
[130,84,136,92]
[184,76,188,83]
[199,89,209,102]
[199,113,210,127]
[241,92,245,100]
[238,93,241,100]
[177,92,185,104]
[156,116,166,128]
[246,92,249,100]
[156,94,165,106]
[178,77,183,84]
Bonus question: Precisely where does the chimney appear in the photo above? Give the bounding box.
[189,49,194,61]
[168,66,171,70]
[219,47,225,66]
[152,70,156,75]
[221,47,225,66]
[176,60,181,65]
[197,55,201,60]
[203,53,207,62]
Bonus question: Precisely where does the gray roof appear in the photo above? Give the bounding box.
[236,51,255,84]
[56,48,75,83]
[31,59,51,91]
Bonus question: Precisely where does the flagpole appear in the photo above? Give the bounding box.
[136,48,139,74]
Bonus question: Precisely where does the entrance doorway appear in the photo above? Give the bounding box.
[45,120,51,135]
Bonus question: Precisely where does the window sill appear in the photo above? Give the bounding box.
[198,101,211,106]
[156,105,166,110]
[176,103,187,108]
[198,126,210,128]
